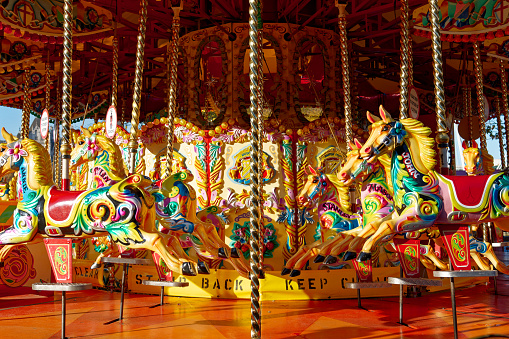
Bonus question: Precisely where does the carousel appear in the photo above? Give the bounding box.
[0,0,508,338]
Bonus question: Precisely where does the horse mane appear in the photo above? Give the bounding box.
[21,139,55,186]
[400,118,436,171]
[480,148,494,175]
[326,174,352,213]
[377,153,393,193]
[96,135,128,178]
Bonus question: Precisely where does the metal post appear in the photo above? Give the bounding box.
[336,1,352,150]
[248,0,262,337]
[473,42,487,151]
[356,276,362,309]
[111,33,119,109]
[495,98,506,168]
[429,0,449,174]
[398,0,410,119]
[61,291,66,339]
[450,275,458,339]
[160,286,165,306]
[21,68,31,139]
[499,60,509,163]
[60,0,73,191]
[165,3,182,178]
[119,263,127,321]
[45,55,51,152]
[128,0,148,174]
[256,14,265,274]
[399,266,403,322]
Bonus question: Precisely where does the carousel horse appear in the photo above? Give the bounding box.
[0,128,199,276]
[281,159,361,277]
[347,106,509,268]
[282,143,448,277]
[461,140,509,273]
[70,128,249,277]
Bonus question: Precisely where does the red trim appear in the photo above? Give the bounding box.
[61,178,70,191]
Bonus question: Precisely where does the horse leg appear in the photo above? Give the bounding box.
[317,227,362,262]
[342,224,379,261]
[226,257,250,278]
[323,234,356,264]
[420,256,436,271]
[193,224,230,259]
[91,243,120,270]
[282,239,323,276]
[129,230,197,276]
[358,219,398,262]
[475,242,509,275]
[420,244,449,271]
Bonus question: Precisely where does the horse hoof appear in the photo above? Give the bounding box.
[314,255,326,263]
[218,247,229,259]
[230,247,240,258]
[90,263,102,270]
[197,261,210,274]
[281,267,291,276]
[357,252,372,262]
[324,255,338,265]
[289,270,301,277]
[182,262,197,276]
[343,251,357,261]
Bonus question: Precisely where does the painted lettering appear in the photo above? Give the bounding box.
[286,280,294,290]
[309,278,316,290]
[202,278,209,289]
[320,278,327,289]
[225,278,232,290]
[146,274,153,281]
[235,279,243,291]
[136,274,142,284]
[212,279,220,289]
[297,279,305,290]
[402,152,419,179]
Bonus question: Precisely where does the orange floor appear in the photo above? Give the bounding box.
[1,282,509,338]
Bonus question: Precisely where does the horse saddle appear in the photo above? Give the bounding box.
[442,174,497,210]
[46,186,87,225]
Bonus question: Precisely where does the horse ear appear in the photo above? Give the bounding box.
[308,165,317,176]
[354,138,363,149]
[379,105,393,123]
[366,111,380,124]
[348,141,356,150]
[462,140,467,149]
[81,127,91,138]
[1,127,15,144]
[472,140,478,148]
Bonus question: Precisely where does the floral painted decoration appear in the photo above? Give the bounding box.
[7,141,27,162]
[229,221,279,259]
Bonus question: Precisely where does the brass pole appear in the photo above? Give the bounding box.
[248,0,262,337]
[111,34,119,109]
[45,54,51,151]
[336,1,352,150]
[256,12,265,273]
[165,3,182,178]
[60,0,73,190]
[53,78,62,188]
[128,0,148,174]
[495,97,505,167]
[499,60,509,162]
[429,0,449,171]
[398,0,410,119]
[21,68,31,139]
[473,42,487,151]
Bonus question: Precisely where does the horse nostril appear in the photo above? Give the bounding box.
[340,172,347,178]
[364,147,371,154]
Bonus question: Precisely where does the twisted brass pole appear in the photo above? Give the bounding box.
[336,2,352,150]
[256,17,265,273]
[21,68,31,139]
[500,60,509,163]
[495,97,505,167]
[53,78,62,188]
[408,16,414,87]
[398,0,410,119]
[429,0,449,171]
[45,59,51,151]
[111,35,119,109]
[473,42,487,151]
[128,0,148,174]
[60,0,73,190]
[248,0,262,337]
[165,4,181,178]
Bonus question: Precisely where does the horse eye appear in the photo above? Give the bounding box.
[382,125,389,131]
[78,140,84,145]
[312,179,318,183]
[0,147,4,152]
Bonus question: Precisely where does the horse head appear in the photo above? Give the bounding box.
[337,139,377,185]
[0,128,25,177]
[462,140,480,176]
[296,165,328,208]
[359,106,405,161]
[70,127,101,169]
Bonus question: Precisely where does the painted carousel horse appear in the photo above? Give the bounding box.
[71,128,249,276]
[281,161,361,277]
[0,128,199,276]
[348,106,509,269]
[340,139,503,272]
[462,140,495,176]
[461,140,509,273]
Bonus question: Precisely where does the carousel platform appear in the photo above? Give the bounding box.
[0,280,509,338]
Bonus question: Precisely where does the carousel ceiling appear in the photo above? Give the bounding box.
[0,0,507,128]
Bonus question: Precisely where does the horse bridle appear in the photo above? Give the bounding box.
[308,173,328,201]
